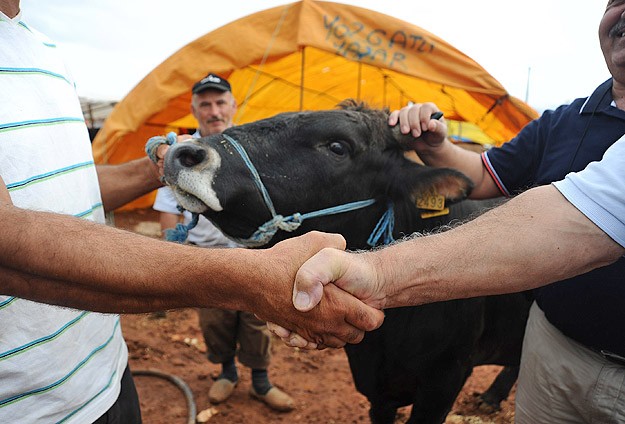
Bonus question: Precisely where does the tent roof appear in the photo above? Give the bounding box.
[93,0,538,209]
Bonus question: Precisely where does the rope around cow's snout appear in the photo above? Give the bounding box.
[145,131,177,165]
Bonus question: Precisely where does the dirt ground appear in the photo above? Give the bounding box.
[113,209,516,424]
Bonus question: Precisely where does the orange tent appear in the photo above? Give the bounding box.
[93,0,538,209]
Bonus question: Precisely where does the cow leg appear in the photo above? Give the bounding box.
[368,403,398,424]
[406,363,472,424]
[477,365,519,412]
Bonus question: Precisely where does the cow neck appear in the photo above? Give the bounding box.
[221,133,395,248]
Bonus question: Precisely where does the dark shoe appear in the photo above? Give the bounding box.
[208,379,237,403]
[249,386,295,412]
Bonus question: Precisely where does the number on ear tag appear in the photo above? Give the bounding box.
[416,190,446,211]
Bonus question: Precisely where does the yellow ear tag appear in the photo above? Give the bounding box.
[416,189,449,219]
[420,207,450,219]
[416,190,446,211]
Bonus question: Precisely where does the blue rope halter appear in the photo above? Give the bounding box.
[164,208,199,243]
[221,133,395,248]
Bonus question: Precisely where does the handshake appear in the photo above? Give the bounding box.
[255,231,389,350]
[144,132,389,350]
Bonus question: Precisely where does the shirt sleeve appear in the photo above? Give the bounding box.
[152,186,182,215]
[553,134,625,248]
[483,106,563,196]
[483,117,547,196]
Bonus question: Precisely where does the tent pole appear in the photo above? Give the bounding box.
[383,75,388,107]
[299,47,306,111]
[357,61,362,101]
[87,102,94,129]
[525,66,531,103]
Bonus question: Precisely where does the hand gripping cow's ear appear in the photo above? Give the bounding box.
[390,125,419,151]
[389,121,442,153]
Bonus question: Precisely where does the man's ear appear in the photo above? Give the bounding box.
[190,99,199,120]
[231,93,238,111]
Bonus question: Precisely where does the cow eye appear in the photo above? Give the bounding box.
[328,141,348,156]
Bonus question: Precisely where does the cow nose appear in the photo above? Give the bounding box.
[173,143,207,168]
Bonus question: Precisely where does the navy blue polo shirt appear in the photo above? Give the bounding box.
[483,78,625,356]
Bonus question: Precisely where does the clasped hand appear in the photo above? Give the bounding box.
[267,247,388,350]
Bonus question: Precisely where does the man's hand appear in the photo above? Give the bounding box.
[267,247,389,349]
[146,133,193,180]
[293,248,387,311]
[253,232,385,349]
[388,102,448,153]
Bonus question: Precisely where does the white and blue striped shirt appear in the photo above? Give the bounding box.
[0,10,127,424]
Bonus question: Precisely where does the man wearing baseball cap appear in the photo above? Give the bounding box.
[154,73,295,412]
[190,73,236,134]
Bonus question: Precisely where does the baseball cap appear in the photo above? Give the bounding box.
[192,73,231,94]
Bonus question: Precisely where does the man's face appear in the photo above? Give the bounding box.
[600,0,625,79]
[191,90,237,136]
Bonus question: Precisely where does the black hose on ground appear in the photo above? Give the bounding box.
[132,369,197,424]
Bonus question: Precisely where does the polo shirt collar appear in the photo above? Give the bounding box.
[580,78,613,115]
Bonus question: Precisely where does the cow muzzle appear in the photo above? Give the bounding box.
[163,140,224,213]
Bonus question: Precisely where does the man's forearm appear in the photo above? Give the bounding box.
[380,185,624,307]
[0,203,249,311]
[97,157,162,212]
[1,265,181,313]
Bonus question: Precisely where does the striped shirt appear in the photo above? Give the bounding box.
[0,10,127,424]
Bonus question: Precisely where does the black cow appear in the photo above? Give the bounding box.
[162,101,531,424]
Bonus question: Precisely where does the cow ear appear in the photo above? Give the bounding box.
[408,166,474,203]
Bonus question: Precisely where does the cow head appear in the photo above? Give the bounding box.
[163,100,473,248]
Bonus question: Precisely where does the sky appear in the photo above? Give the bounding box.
[19,0,611,113]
